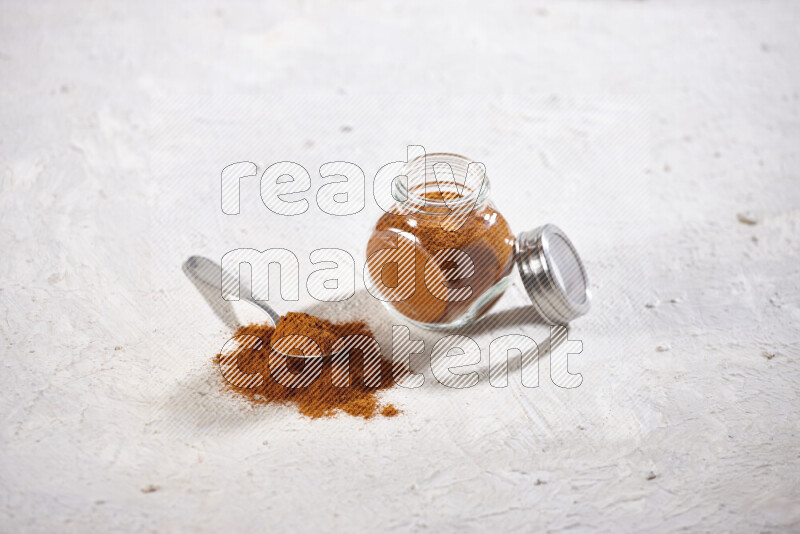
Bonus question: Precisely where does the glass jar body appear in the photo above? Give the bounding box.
[365,161,516,329]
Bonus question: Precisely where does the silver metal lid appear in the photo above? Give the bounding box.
[515,224,591,325]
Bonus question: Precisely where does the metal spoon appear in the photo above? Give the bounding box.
[184,255,282,326]
[184,256,344,361]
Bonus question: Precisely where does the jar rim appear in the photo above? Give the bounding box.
[394,153,490,213]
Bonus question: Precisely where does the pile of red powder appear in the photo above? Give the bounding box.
[215,312,400,419]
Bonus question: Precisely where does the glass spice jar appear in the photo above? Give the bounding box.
[365,153,591,329]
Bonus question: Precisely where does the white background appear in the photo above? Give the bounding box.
[1,0,798,532]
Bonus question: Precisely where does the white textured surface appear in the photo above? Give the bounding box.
[2,0,799,532]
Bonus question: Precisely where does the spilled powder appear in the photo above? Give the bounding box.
[215,312,400,419]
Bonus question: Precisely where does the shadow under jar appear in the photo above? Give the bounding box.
[365,153,516,330]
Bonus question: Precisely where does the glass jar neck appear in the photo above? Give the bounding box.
[392,153,490,216]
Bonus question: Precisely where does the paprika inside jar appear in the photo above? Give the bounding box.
[365,153,591,329]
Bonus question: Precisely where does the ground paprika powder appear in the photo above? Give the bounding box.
[215,312,400,419]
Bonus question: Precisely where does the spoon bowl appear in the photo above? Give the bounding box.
[184,255,282,327]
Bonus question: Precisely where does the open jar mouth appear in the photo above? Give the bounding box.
[394,153,491,215]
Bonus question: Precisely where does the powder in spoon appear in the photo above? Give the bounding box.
[215,312,401,419]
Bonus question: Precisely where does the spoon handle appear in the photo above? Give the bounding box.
[184,255,282,326]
